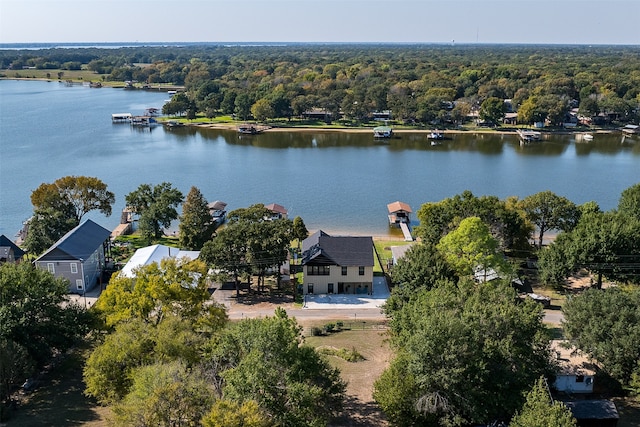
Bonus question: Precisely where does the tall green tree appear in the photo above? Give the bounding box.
[205,309,345,427]
[24,175,115,254]
[479,96,505,125]
[436,216,509,278]
[618,182,640,220]
[562,287,640,385]
[179,186,216,250]
[519,190,580,248]
[386,243,457,315]
[415,190,531,251]
[510,377,577,427]
[125,182,183,240]
[376,281,551,426]
[0,263,92,404]
[538,211,640,288]
[84,316,214,405]
[30,175,115,223]
[95,257,224,328]
[111,361,216,427]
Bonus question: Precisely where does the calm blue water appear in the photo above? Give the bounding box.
[1,79,639,239]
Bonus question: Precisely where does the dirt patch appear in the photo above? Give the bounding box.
[307,330,391,427]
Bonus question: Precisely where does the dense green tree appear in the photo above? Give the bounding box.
[538,211,640,288]
[0,263,93,403]
[201,399,273,427]
[618,182,640,220]
[111,361,215,427]
[234,92,253,121]
[251,98,275,122]
[95,257,223,328]
[376,281,551,426]
[436,216,510,278]
[205,309,346,427]
[479,96,505,125]
[519,190,580,248]
[125,182,183,240]
[30,175,115,223]
[84,316,213,405]
[385,243,457,315]
[24,175,115,254]
[415,190,531,251]
[562,287,640,385]
[510,377,577,427]
[179,186,216,250]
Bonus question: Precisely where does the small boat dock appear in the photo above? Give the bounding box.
[373,126,393,138]
[238,124,267,135]
[517,129,542,144]
[387,201,414,241]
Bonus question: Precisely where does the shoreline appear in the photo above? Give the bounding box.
[191,122,622,136]
[2,78,624,136]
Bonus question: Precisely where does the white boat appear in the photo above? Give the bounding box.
[582,133,594,141]
[427,130,444,140]
[373,126,393,138]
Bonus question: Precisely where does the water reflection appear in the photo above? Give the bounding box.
[166,128,640,157]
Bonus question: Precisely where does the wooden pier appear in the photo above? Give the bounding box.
[399,222,413,241]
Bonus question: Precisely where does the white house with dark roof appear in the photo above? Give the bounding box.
[301,230,374,295]
[34,219,111,293]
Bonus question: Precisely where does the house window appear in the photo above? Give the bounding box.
[576,375,584,383]
[341,266,347,275]
[328,283,334,294]
[47,263,55,274]
[70,263,78,274]
[307,284,314,294]
[308,265,330,276]
[359,266,365,276]
[76,279,84,291]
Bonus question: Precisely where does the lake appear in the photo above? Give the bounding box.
[1,79,639,239]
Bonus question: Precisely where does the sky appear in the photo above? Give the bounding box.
[1,0,639,45]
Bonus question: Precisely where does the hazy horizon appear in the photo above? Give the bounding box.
[1,0,639,46]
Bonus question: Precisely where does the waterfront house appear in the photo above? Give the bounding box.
[119,244,200,278]
[0,234,25,264]
[301,230,374,295]
[34,219,111,293]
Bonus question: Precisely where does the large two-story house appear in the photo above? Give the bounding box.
[301,230,374,295]
[34,219,111,293]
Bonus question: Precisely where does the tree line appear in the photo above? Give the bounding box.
[2,44,640,126]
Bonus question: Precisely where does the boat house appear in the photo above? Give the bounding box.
[387,201,412,225]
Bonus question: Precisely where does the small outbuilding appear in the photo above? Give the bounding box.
[563,400,619,427]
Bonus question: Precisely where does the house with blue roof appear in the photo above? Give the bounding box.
[34,219,111,293]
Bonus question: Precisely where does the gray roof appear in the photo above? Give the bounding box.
[563,400,619,420]
[302,230,373,267]
[0,234,25,259]
[35,219,111,262]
